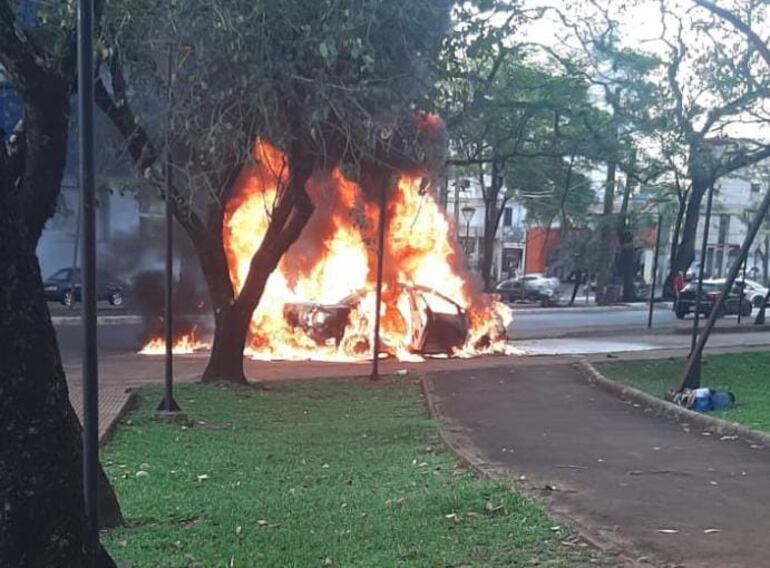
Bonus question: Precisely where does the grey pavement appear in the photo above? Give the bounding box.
[425,362,770,568]
[511,329,770,356]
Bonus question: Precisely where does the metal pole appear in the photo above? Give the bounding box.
[465,220,471,257]
[157,44,181,415]
[647,212,663,328]
[71,204,82,310]
[738,254,748,324]
[679,182,770,391]
[684,183,715,389]
[77,0,99,563]
[370,176,388,381]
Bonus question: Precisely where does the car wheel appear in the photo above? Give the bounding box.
[754,296,765,308]
[109,290,124,306]
[63,290,74,307]
[675,304,687,319]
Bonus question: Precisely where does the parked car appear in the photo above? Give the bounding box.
[675,279,752,319]
[43,268,126,307]
[741,278,769,307]
[495,273,560,306]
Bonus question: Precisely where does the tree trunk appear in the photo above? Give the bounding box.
[595,162,617,305]
[481,207,497,291]
[480,153,509,291]
[201,304,250,383]
[200,149,315,383]
[663,196,687,298]
[0,143,116,566]
[671,176,711,277]
[618,229,636,302]
[18,84,71,245]
[569,271,582,306]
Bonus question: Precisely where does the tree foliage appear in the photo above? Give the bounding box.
[96,0,453,381]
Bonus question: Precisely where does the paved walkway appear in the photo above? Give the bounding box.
[424,362,770,568]
[65,352,523,443]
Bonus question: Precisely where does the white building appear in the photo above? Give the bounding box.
[445,176,527,282]
[692,160,770,282]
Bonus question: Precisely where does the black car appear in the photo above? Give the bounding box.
[43,268,126,307]
[495,274,560,307]
[675,280,752,319]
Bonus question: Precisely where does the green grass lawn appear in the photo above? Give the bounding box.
[104,380,604,567]
[598,351,770,432]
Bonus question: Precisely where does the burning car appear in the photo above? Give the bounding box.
[283,284,474,356]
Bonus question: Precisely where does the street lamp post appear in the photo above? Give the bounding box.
[461,206,475,259]
[156,44,183,418]
[77,0,99,563]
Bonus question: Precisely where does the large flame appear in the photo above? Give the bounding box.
[139,327,210,355]
[223,139,511,362]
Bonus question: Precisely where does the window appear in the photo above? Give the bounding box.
[47,268,72,282]
[503,207,513,227]
[751,182,761,194]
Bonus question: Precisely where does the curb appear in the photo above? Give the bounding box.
[420,375,501,481]
[53,315,143,326]
[510,304,651,315]
[509,321,769,341]
[576,359,770,448]
[672,322,770,335]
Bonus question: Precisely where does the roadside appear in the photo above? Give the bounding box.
[424,362,770,568]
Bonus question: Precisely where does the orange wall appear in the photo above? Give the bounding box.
[525,227,561,274]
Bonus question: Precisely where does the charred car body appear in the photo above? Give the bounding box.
[282,284,482,355]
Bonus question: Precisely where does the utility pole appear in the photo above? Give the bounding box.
[77,0,99,564]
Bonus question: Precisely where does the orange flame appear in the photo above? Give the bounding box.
[139,327,210,355]
[222,139,511,362]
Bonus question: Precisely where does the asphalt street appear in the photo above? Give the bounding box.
[52,304,763,362]
[511,305,677,332]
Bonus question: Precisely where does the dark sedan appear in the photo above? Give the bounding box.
[675,280,751,319]
[43,268,126,307]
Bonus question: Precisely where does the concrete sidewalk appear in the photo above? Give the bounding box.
[424,362,770,568]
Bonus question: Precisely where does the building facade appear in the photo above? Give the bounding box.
[692,161,770,282]
[445,177,527,283]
